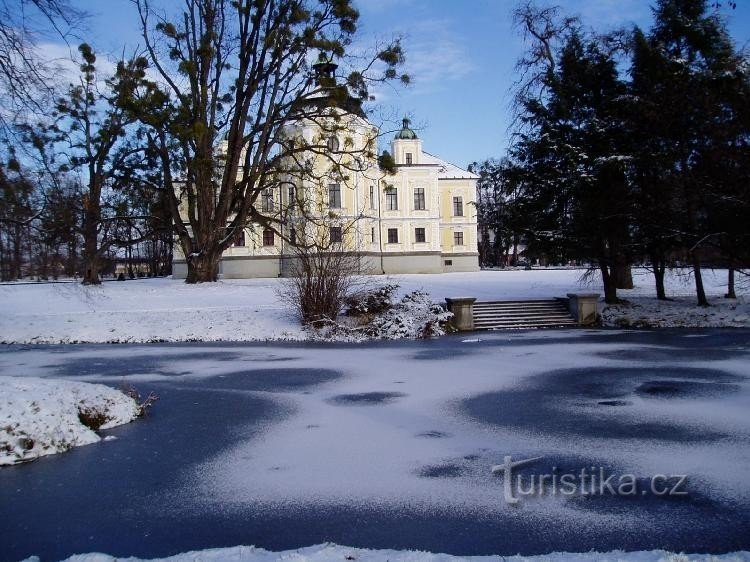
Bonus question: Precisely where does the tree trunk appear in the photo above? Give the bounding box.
[127,243,134,279]
[725,266,736,299]
[81,226,101,283]
[186,250,221,283]
[691,250,708,307]
[650,254,667,300]
[13,223,23,279]
[599,261,619,304]
[81,179,102,285]
[613,261,634,289]
[82,260,100,284]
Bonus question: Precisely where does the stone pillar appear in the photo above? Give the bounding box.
[567,293,600,325]
[445,297,476,331]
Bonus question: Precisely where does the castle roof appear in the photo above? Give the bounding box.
[421,151,479,180]
[395,118,418,140]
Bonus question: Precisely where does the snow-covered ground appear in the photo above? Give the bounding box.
[0,268,745,344]
[53,543,750,562]
[0,376,140,465]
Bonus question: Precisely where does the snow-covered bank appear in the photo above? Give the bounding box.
[50,544,750,562]
[0,376,140,465]
[602,296,750,328]
[0,268,745,344]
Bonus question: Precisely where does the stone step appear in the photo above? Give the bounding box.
[475,316,576,324]
[473,299,565,305]
[474,304,568,310]
[475,322,577,330]
[474,307,570,315]
[475,315,575,323]
[471,298,576,330]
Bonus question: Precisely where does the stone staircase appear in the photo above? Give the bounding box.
[472,299,577,330]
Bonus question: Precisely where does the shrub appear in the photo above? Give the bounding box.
[345,283,399,316]
[120,383,159,416]
[278,239,367,326]
[366,290,454,339]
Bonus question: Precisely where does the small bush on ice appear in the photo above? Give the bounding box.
[120,383,159,416]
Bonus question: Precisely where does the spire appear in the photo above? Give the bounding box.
[395,117,418,140]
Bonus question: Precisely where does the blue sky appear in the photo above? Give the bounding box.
[67,0,750,170]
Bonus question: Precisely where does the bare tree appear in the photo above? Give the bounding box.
[0,0,84,143]
[125,0,406,283]
[511,2,579,111]
[24,44,162,284]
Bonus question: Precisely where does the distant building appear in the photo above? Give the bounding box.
[173,64,479,279]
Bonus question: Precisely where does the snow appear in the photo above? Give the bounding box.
[0,268,745,344]
[421,151,479,179]
[600,268,749,328]
[0,376,140,465]
[2,330,749,557]
[602,296,750,328]
[42,544,750,562]
[140,334,747,526]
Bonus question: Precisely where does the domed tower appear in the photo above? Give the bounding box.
[391,118,423,166]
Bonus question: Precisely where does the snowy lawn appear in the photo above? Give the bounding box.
[53,544,750,562]
[0,268,746,344]
[0,376,140,465]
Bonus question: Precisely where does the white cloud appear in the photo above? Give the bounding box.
[36,41,120,88]
[396,18,477,95]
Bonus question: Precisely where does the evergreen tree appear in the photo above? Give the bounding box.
[513,31,632,303]
[628,0,748,305]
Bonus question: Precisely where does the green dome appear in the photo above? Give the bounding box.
[395,117,418,140]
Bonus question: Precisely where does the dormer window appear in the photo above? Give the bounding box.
[405,152,413,165]
[327,135,339,152]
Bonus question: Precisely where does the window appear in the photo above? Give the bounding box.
[327,135,339,152]
[452,196,463,217]
[369,185,375,209]
[444,259,453,266]
[415,227,426,243]
[289,227,296,246]
[386,188,398,210]
[453,231,464,246]
[262,228,275,246]
[413,187,425,210]
[371,227,376,242]
[330,226,342,244]
[405,152,413,165]
[328,183,341,208]
[232,229,245,247]
[288,185,296,212]
[387,228,398,244]
[262,189,274,212]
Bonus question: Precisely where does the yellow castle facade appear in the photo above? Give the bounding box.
[173,112,479,279]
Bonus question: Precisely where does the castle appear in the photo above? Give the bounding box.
[172,65,479,279]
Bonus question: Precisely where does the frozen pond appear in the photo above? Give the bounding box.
[1,328,749,561]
